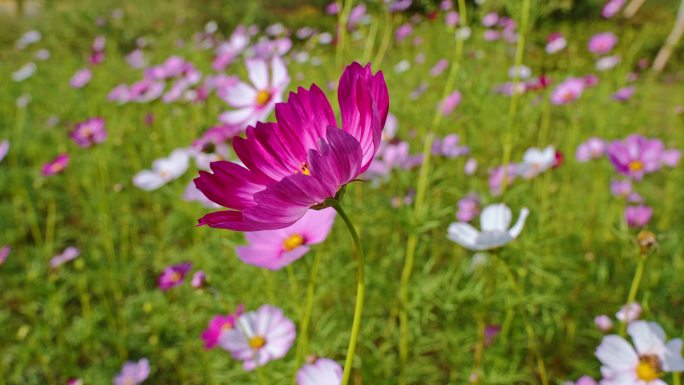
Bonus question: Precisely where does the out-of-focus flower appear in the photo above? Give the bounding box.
[518,146,556,179]
[545,32,567,54]
[0,245,10,265]
[113,358,150,385]
[12,63,37,82]
[297,358,343,385]
[456,194,480,222]
[464,158,478,175]
[602,0,626,18]
[50,247,80,269]
[595,315,614,332]
[617,302,642,323]
[662,149,681,167]
[16,30,41,49]
[607,135,664,180]
[201,305,244,349]
[625,205,652,228]
[484,29,501,41]
[0,140,9,163]
[610,179,633,198]
[613,86,635,102]
[430,59,449,77]
[42,154,69,176]
[326,2,339,15]
[482,12,499,27]
[551,78,584,105]
[588,32,618,54]
[66,378,83,385]
[596,321,684,385]
[596,55,621,71]
[564,376,597,385]
[395,23,413,42]
[35,49,51,60]
[69,68,92,89]
[508,65,531,80]
[455,26,471,40]
[133,149,190,191]
[438,91,462,115]
[219,304,296,371]
[71,118,106,148]
[183,182,220,208]
[126,49,147,69]
[445,11,459,28]
[191,271,206,288]
[584,74,599,87]
[158,262,192,291]
[236,208,335,270]
[489,164,518,196]
[576,137,606,162]
[432,134,468,157]
[347,4,367,30]
[447,203,529,250]
[388,0,412,12]
[394,60,410,73]
[484,324,501,347]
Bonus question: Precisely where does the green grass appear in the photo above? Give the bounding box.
[1,0,683,384]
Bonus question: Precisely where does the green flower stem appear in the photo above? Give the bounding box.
[620,255,646,336]
[372,12,393,68]
[293,250,323,385]
[332,201,366,385]
[674,372,682,385]
[336,0,354,70]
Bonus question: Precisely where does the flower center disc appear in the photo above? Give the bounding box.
[256,90,271,106]
[283,234,304,252]
[636,355,661,381]
[249,335,266,349]
[629,160,644,172]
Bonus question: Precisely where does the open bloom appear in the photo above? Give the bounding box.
[201,305,244,349]
[297,358,343,385]
[596,321,684,385]
[551,78,585,105]
[71,118,106,148]
[133,149,190,191]
[219,57,289,128]
[195,62,389,231]
[42,154,69,176]
[236,208,335,270]
[447,203,529,250]
[517,145,556,179]
[157,262,192,291]
[114,358,150,385]
[589,32,618,54]
[219,304,296,371]
[607,135,664,180]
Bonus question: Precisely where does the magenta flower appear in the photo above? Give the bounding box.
[576,137,606,162]
[219,304,296,371]
[70,117,107,148]
[113,358,150,385]
[325,2,339,15]
[613,86,635,101]
[550,78,584,105]
[42,153,69,176]
[236,208,335,270]
[625,205,652,228]
[66,378,83,385]
[0,245,9,265]
[438,90,462,115]
[201,305,244,349]
[607,135,664,180]
[297,358,343,385]
[195,62,389,231]
[49,247,80,269]
[157,262,192,291]
[219,57,289,128]
[588,32,618,54]
[0,139,9,163]
[69,68,92,89]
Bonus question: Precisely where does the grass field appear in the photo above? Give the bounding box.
[1,0,684,384]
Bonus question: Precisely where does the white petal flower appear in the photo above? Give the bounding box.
[133,148,190,191]
[447,203,529,250]
[518,146,555,179]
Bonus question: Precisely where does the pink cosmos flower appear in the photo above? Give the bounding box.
[183,182,220,208]
[584,74,599,87]
[551,78,584,105]
[70,117,106,148]
[545,32,567,54]
[0,140,9,163]
[157,262,192,291]
[617,302,642,323]
[69,68,92,89]
[297,358,343,385]
[610,179,633,198]
[0,245,9,265]
[607,135,664,180]
[326,2,339,15]
[484,29,501,41]
[126,49,147,69]
[456,194,480,222]
[347,4,367,30]
[128,78,165,103]
[464,158,477,175]
[625,205,652,228]
[191,271,206,288]
[195,62,389,231]
[389,0,412,12]
[395,23,413,42]
[432,134,468,158]
[236,208,335,270]
[219,57,289,128]
[50,247,80,269]
[613,86,635,102]
[430,59,449,77]
[564,376,597,385]
[662,149,681,167]
[445,11,459,28]
[438,91,462,115]
[576,137,606,162]
[113,358,150,385]
[588,32,618,55]
[201,305,244,349]
[489,164,518,196]
[42,154,69,176]
[482,12,499,27]
[219,304,296,371]
[595,315,615,332]
[602,0,625,18]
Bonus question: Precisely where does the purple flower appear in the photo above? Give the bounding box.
[432,134,468,158]
[236,208,335,270]
[625,205,652,228]
[347,4,367,30]
[42,154,69,176]
[456,194,480,222]
[613,86,635,102]
[484,29,501,41]
[219,304,296,371]
[69,68,92,89]
[588,32,618,55]
[297,358,343,385]
[0,245,9,265]
[0,140,9,163]
[489,164,518,196]
[157,262,192,291]
[191,271,206,288]
[49,247,80,269]
[325,2,339,15]
[113,358,150,385]
[66,378,83,385]
[550,78,584,105]
[438,91,462,115]
[607,135,664,180]
[596,55,621,71]
[388,0,412,12]
[576,137,606,162]
[484,324,501,347]
[201,305,244,349]
[71,118,107,148]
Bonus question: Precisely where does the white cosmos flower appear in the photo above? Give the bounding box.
[596,320,684,385]
[133,148,190,191]
[518,145,556,179]
[447,203,529,250]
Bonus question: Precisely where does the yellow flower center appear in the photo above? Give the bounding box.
[296,162,311,176]
[169,272,181,283]
[562,91,575,103]
[636,355,661,382]
[629,160,644,172]
[249,336,266,349]
[256,90,271,106]
[221,322,233,331]
[283,234,304,252]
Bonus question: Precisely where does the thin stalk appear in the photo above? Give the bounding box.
[372,12,393,69]
[652,0,684,72]
[332,202,366,385]
[674,372,682,385]
[620,255,646,336]
[336,0,354,70]
[293,251,323,385]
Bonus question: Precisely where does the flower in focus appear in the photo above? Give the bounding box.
[69,68,92,89]
[617,302,643,323]
[219,304,296,371]
[625,205,653,228]
[157,262,192,291]
[551,78,584,105]
[0,245,9,265]
[201,305,244,349]
[517,145,556,179]
[297,358,343,385]
[133,149,190,191]
[595,320,684,385]
[70,118,107,148]
[456,194,480,222]
[588,32,618,54]
[576,137,606,162]
[0,140,9,163]
[447,203,529,250]
[49,247,80,269]
[42,153,69,176]
[607,135,664,180]
[195,62,388,231]
[219,57,289,128]
[113,358,150,385]
[236,208,335,270]
[545,32,567,54]
[595,315,615,332]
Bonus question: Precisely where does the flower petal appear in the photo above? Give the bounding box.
[480,203,512,232]
[447,222,481,250]
[595,335,639,370]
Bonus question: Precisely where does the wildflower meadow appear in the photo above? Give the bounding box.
[2,0,684,384]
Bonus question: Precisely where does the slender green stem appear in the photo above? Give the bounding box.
[332,202,366,385]
[372,12,393,69]
[293,251,323,385]
[674,372,682,385]
[620,255,646,336]
[336,0,354,70]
